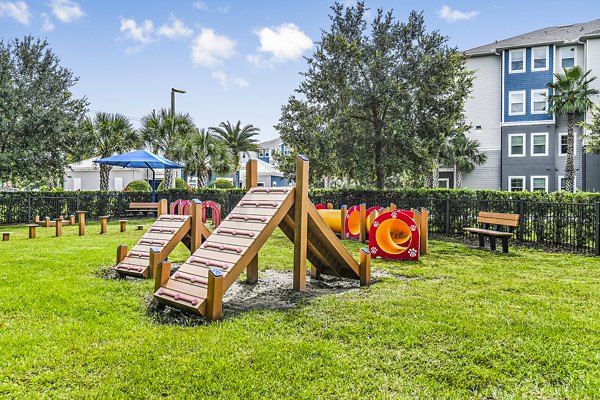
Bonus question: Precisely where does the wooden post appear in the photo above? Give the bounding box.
[206,268,224,321]
[154,260,172,292]
[359,248,371,286]
[340,205,347,240]
[412,209,421,244]
[157,199,168,217]
[55,218,63,237]
[119,220,127,232]
[100,216,108,234]
[368,209,377,233]
[389,203,396,211]
[148,247,160,279]
[27,224,37,239]
[116,244,128,264]
[294,155,309,291]
[327,203,333,209]
[359,203,367,243]
[45,216,51,227]
[69,215,75,225]
[420,208,429,255]
[2,232,9,241]
[77,211,86,236]
[310,265,321,280]
[246,160,259,284]
[190,199,203,252]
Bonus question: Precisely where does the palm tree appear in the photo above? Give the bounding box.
[548,66,599,192]
[173,129,234,187]
[209,120,260,168]
[80,112,139,191]
[448,134,487,189]
[141,108,197,188]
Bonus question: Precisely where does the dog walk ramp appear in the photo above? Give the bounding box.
[154,187,294,316]
[115,215,194,279]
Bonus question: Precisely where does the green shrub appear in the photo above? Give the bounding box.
[209,179,234,189]
[157,178,187,191]
[124,180,152,192]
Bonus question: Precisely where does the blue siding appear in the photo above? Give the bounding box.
[504,46,554,123]
[258,155,270,163]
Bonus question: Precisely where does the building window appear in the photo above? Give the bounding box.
[438,178,449,188]
[558,132,577,156]
[531,132,548,156]
[508,91,526,115]
[560,46,575,69]
[508,133,526,157]
[508,176,525,191]
[531,89,548,114]
[283,146,291,156]
[558,176,576,192]
[509,49,525,73]
[531,47,548,71]
[257,182,265,187]
[531,176,548,192]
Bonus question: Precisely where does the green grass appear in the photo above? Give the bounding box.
[0,220,599,399]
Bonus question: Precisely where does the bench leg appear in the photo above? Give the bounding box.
[489,236,497,251]
[477,234,485,248]
[501,237,509,253]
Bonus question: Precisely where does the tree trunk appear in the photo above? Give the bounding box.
[566,112,575,192]
[456,170,463,189]
[431,167,439,189]
[163,170,173,189]
[47,176,55,190]
[373,123,385,189]
[99,165,111,191]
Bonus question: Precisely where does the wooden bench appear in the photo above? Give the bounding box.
[463,212,520,253]
[127,202,159,215]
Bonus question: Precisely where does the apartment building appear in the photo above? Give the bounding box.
[462,19,600,192]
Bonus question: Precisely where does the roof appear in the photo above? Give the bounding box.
[259,137,282,148]
[466,19,600,56]
[238,158,284,177]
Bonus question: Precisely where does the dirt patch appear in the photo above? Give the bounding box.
[146,268,401,325]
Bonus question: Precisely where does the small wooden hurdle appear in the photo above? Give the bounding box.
[55,218,63,237]
[77,211,86,236]
[27,224,38,239]
[119,220,127,233]
[2,232,10,241]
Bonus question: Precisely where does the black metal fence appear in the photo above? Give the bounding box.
[1,191,598,255]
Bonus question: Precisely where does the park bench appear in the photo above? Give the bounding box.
[463,211,520,253]
[127,202,159,216]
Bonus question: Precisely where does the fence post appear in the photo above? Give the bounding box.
[445,199,451,235]
[595,201,600,256]
[518,200,525,242]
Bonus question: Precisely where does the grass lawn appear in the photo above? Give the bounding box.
[0,220,599,399]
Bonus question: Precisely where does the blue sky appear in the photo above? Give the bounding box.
[2,0,600,141]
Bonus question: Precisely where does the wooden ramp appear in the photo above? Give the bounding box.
[115,200,210,279]
[154,187,295,315]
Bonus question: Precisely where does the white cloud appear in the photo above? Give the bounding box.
[0,1,30,24]
[211,71,249,89]
[41,12,54,31]
[437,5,479,23]
[50,0,84,23]
[191,28,236,67]
[253,23,312,64]
[120,18,154,45]
[158,15,192,39]
[193,1,229,13]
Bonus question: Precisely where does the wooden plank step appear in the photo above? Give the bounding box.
[119,257,148,267]
[163,280,207,298]
[149,220,190,229]
[235,193,291,202]
[225,207,281,217]
[131,244,164,253]
[217,220,268,231]
[184,248,242,264]
[206,234,256,247]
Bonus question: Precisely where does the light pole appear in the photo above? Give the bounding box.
[171,87,186,115]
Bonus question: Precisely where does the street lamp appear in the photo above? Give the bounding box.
[171,87,186,115]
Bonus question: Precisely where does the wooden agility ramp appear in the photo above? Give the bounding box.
[115,199,210,279]
[153,156,370,320]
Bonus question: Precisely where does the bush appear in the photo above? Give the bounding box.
[209,179,234,189]
[157,178,188,191]
[124,180,151,192]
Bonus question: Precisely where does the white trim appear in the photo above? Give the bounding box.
[531,89,549,114]
[508,176,526,191]
[531,46,549,71]
[501,120,554,127]
[558,132,577,156]
[508,48,526,73]
[438,167,454,172]
[501,50,505,123]
[530,175,549,192]
[558,175,577,192]
[508,133,526,157]
[531,132,549,156]
[438,178,450,188]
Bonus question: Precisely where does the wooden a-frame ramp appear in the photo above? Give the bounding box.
[154,156,371,320]
[115,199,210,279]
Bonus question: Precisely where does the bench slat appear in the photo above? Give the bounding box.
[463,228,514,237]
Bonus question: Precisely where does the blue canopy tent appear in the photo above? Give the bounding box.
[95,150,185,202]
